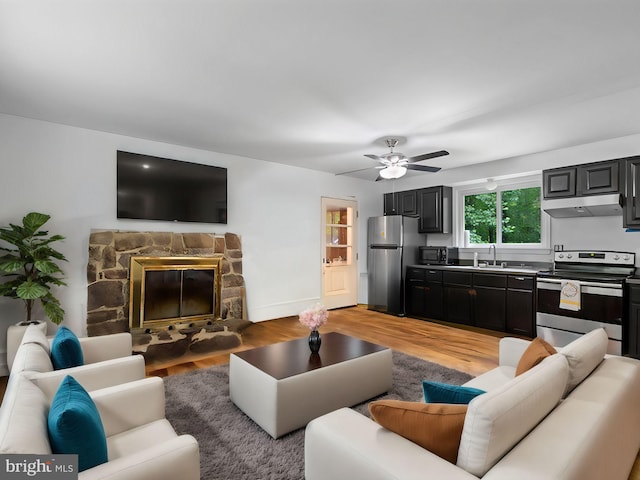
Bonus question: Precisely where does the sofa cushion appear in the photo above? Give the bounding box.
[456,353,569,477]
[11,342,54,375]
[422,381,485,404]
[369,400,467,464]
[21,323,51,355]
[515,337,556,376]
[48,376,107,472]
[0,374,52,454]
[559,328,607,396]
[50,327,84,370]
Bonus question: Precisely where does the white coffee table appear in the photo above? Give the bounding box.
[229,332,392,438]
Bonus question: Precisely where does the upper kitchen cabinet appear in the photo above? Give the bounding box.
[543,159,621,199]
[624,156,640,227]
[383,186,452,233]
[383,190,418,216]
[417,186,452,233]
[577,159,621,196]
[543,167,576,198]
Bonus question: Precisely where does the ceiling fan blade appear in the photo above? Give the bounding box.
[407,150,449,163]
[364,154,384,161]
[336,166,380,175]
[375,174,384,182]
[406,164,442,173]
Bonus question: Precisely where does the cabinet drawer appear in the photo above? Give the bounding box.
[508,275,535,290]
[406,268,426,281]
[424,269,443,282]
[473,273,507,288]
[443,271,472,286]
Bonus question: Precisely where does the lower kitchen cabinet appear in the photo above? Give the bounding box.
[474,274,507,331]
[406,267,443,320]
[443,271,473,326]
[626,283,640,358]
[506,275,535,337]
[407,267,536,337]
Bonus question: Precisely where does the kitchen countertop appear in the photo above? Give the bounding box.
[408,264,543,275]
[627,276,640,285]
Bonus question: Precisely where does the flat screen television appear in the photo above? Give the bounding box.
[117,150,227,224]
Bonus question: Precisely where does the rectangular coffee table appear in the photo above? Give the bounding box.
[229,332,392,438]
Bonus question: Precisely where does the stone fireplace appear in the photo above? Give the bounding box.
[87,230,250,362]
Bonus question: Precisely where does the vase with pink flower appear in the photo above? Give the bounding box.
[299,303,328,353]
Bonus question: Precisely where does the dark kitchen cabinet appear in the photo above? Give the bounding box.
[417,186,452,233]
[444,271,473,326]
[406,267,444,320]
[577,159,621,196]
[625,283,640,359]
[543,167,576,198]
[543,159,621,199]
[384,190,418,216]
[474,273,507,332]
[624,156,640,228]
[506,275,536,337]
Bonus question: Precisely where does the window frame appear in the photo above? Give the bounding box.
[454,175,550,252]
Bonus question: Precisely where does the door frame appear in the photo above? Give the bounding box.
[320,196,358,309]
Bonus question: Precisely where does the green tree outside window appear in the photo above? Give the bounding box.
[464,187,541,245]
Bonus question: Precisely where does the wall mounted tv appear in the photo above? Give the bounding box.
[117,150,227,224]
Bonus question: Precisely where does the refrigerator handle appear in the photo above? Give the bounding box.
[370,244,400,249]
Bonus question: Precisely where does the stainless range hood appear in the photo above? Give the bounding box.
[541,193,622,218]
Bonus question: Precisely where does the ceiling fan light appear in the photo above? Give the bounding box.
[380,165,407,179]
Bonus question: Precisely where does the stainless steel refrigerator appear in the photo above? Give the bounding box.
[367,215,421,316]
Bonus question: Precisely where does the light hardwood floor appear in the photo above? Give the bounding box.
[146,305,504,377]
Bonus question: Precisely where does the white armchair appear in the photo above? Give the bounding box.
[0,374,200,480]
[9,324,145,395]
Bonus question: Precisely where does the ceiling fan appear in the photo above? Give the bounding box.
[338,138,449,181]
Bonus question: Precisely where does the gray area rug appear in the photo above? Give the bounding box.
[163,351,473,480]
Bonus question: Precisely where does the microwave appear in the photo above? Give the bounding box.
[418,246,459,265]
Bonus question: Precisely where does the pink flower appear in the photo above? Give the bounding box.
[299,303,328,330]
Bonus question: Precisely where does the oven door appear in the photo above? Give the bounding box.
[536,278,623,354]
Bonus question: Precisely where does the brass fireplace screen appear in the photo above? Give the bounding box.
[129,256,222,332]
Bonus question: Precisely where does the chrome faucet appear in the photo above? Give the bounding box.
[489,244,497,266]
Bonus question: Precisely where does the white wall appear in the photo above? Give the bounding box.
[0,113,384,370]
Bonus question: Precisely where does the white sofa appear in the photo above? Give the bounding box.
[0,325,200,479]
[305,329,640,480]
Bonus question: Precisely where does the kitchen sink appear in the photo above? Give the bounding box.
[453,264,538,273]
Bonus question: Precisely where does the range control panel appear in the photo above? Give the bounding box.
[554,250,635,266]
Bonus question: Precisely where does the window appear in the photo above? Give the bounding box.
[460,179,547,248]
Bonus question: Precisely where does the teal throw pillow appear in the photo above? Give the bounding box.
[422,380,485,404]
[50,326,84,369]
[48,375,108,472]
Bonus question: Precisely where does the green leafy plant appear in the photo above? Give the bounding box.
[0,212,67,324]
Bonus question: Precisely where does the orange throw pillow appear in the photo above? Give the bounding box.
[369,400,467,463]
[515,337,557,376]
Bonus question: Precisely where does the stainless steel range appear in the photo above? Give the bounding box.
[536,250,636,355]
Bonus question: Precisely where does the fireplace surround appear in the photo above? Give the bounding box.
[129,256,222,332]
[87,230,250,362]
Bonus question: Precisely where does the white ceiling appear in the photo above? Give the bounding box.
[2,0,640,180]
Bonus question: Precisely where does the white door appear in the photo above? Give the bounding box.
[321,197,358,309]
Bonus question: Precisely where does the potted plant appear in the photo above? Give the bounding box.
[0,212,67,325]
